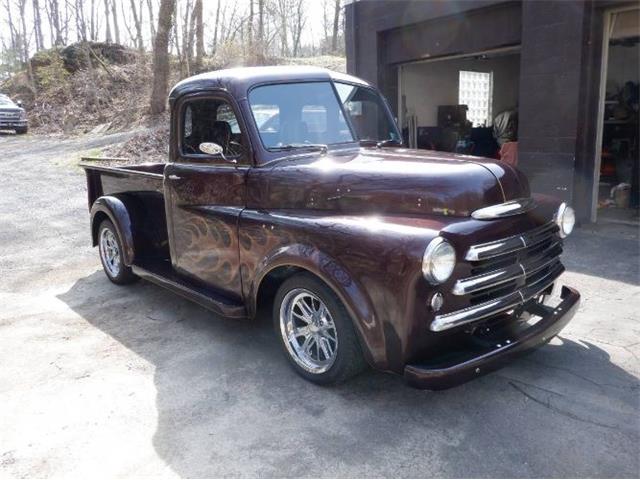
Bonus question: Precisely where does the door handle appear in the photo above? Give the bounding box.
[168,174,182,181]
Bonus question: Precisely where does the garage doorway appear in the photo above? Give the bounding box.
[593,6,639,224]
[398,47,520,162]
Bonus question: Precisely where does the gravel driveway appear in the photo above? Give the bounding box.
[1,132,639,478]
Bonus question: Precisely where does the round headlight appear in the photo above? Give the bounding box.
[556,203,575,238]
[422,237,456,284]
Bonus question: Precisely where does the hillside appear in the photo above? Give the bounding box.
[1,42,346,143]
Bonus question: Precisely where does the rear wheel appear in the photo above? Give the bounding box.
[98,219,137,285]
[273,273,367,385]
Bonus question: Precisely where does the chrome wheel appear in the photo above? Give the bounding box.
[99,227,121,277]
[279,288,339,374]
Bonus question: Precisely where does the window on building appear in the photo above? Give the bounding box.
[458,70,493,127]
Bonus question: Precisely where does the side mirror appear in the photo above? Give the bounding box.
[16,100,23,108]
[199,142,223,156]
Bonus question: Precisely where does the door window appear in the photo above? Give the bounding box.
[181,98,245,160]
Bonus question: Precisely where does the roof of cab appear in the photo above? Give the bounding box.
[168,65,370,102]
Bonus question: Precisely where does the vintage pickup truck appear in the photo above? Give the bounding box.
[80,66,580,389]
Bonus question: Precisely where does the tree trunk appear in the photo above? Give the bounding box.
[103,0,112,42]
[150,0,175,114]
[278,0,288,57]
[146,0,156,44]
[18,0,35,90]
[129,0,143,50]
[248,0,253,53]
[75,0,87,41]
[49,0,64,45]
[4,0,18,54]
[212,0,221,54]
[258,0,264,57]
[331,0,340,53]
[90,0,96,40]
[194,0,203,71]
[33,0,44,50]
[111,0,120,44]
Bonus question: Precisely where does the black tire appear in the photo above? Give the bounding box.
[273,272,367,385]
[15,127,28,134]
[97,219,138,285]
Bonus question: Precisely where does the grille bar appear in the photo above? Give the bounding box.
[465,222,558,261]
[453,242,563,296]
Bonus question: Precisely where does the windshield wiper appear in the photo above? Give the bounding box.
[271,143,328,154]
[376,138,402,148]
[358,138,402,148]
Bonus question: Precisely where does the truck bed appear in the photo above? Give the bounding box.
[79,157,165,208]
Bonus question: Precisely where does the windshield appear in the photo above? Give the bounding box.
[249,82,355,149]
[334,82,401,144]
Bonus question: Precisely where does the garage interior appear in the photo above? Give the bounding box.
[399,49,520,163]
[596,7,639,224]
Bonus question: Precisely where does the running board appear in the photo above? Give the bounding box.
[131,260,247,319]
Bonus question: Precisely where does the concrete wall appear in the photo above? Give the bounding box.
[400,54,520,127]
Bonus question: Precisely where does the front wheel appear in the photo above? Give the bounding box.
[273,273,367,385]
[98,219,138,285]
[15,127,28,134]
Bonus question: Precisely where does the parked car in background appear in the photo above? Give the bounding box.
[0,95,28,134]
[79,66,580,389]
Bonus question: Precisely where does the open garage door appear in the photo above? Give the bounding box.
[398,47,520,163]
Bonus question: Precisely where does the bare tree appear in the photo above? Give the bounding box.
[193,0,203,71]
[111,0,120,44]
[46,0,64,45]
[212,0,221,53]
[33,0,45,50]
[16,0,35,88]
[258,0,264,55]
[75,0,87,41]
[150,0,175,114]
[276,0,289,56]
[129,0,144,50]
[331,0,340,53]
[3,0,18,54]
[290,0,305,57]
[146,0,156,44]
[103,0,112,42]
[90,0,96,40]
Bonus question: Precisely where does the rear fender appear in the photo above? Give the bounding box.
[90,196,135,266]
[249,243,386,368]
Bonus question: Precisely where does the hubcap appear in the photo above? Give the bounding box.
[99,227,121,277]
[279,288,338,374]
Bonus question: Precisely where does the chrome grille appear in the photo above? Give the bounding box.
[458,222,563,305]
[0,110,20,119]
[431,222,564,332]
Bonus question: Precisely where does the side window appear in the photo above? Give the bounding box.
[180,98,245,160]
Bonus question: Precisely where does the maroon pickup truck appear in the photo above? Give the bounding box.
[80,66,580,389]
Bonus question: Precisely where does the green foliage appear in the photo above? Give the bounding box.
[32,49,69,90]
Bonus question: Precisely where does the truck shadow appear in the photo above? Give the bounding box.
[57,271,640,477]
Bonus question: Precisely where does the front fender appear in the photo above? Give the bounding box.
[90,196,135,266]
[249,243,386,368]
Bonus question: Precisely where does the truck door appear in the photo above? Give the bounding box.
[164,92,251,301]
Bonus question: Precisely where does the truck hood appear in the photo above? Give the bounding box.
[250,147,531,218]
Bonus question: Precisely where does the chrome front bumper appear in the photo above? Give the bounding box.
[405,285,580,390]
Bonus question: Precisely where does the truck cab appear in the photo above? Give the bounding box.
[80,66,580,389]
